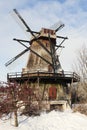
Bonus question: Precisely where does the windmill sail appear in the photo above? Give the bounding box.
[5,48,29,67]
[50,21,64,32]
[11,9,39,38]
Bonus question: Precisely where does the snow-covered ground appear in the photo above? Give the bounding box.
[0,110,87,130]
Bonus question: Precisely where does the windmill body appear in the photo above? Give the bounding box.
[22,28,62,73]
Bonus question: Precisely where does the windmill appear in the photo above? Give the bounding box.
[5,9,68,74]
[5,9,80,111]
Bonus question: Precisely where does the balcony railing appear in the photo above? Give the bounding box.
[7,71,80,82]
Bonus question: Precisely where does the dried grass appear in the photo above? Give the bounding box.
[73,104,87,116]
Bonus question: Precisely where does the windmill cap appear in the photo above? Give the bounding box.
[30,28,56,42]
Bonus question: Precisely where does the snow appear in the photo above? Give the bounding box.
[0,110,87,130]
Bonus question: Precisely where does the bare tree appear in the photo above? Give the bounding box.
[0,82,19,127]
[73,44,87,103]
[76,45,87,81]
[0,81,42,127]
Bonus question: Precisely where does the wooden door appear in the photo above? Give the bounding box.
[49,86,57,100]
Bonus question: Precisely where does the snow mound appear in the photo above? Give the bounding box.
[0,110,87,130]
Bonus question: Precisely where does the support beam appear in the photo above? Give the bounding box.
[13,38,30,43]
[48,33,56,73]
[14,39,53,67]
[57,36,68,39]
[55,39,66,51]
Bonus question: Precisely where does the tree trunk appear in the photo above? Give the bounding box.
[14,110,18,127]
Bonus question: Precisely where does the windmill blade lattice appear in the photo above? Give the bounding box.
[50,21,65,32]
[5,48,29,67]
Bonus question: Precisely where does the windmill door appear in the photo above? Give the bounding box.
[49,86,57,100]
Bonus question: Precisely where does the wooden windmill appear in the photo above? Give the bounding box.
[5,9,68,75]
[5,9,80,111]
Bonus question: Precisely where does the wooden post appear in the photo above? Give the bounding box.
[37,71,40,87]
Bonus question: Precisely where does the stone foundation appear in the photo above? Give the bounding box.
[40,100,68,111]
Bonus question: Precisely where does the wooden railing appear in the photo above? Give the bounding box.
[7,71,80,81]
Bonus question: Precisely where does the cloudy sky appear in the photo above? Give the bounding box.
[0,0,87,81]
